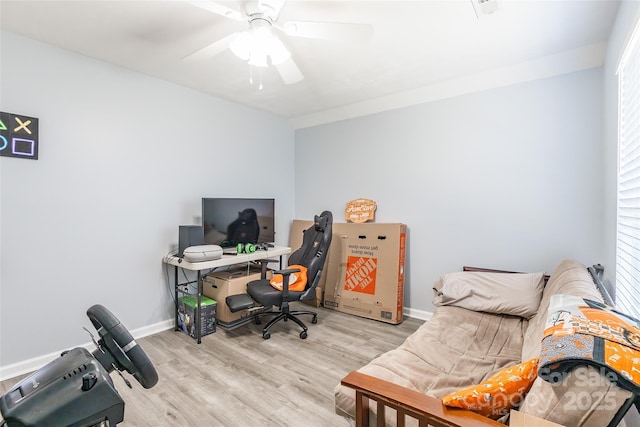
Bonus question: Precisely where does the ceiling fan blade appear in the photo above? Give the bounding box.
[279,21,373,44]
[275,57,303,85]
[258,0,287,19]
[183,33,238,60]
[186,0,244,21]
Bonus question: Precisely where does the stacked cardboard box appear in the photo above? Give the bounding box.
[203,266,268,329]
[290,220,407,323]
[323,223,406,324]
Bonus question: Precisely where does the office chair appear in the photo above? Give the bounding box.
[247,210,333,339]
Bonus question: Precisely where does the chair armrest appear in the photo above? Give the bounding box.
[341,371,504,427]
[274,268,301,275]
[273,268,301,298]
[254,259,269,279]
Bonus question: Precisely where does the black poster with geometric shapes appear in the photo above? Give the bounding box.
[0,111,39,160]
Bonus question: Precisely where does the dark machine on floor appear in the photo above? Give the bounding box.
[0,305,158,427]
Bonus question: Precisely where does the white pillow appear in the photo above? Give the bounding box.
[432,271,545,318]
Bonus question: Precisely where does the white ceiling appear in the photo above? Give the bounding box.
[0,0,620,128]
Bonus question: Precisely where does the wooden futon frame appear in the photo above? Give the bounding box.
[340,264,638,427]
[340,266,539,427]
[341,370,504,427]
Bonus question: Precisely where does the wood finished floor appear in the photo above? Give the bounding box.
[1,304,424,426]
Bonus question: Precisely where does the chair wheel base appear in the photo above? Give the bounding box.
[253,310,317,340]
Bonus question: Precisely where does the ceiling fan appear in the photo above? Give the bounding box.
[184,0,374,86]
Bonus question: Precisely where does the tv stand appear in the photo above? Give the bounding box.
[163,246,291,343]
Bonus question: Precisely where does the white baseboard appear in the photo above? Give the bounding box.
[0,319,173,383]
[403,307,433,322]
[130,318,174,340]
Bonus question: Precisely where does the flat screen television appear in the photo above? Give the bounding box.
[202,198,275,247]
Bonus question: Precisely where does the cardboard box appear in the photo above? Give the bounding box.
[203,266,266,327]
[289,220,330,307]
[178,295,216,338]
[323,223,407,324]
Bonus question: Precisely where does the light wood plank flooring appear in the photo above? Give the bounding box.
[1,304,424,426]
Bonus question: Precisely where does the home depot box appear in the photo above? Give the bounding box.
[178,295,216,338]
[323,223,407,324]
[203,266,266,328]
[290,220,330,307]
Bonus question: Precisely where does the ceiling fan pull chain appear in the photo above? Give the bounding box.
[248,65,264,90]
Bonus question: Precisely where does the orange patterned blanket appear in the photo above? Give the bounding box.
[539,294,640,393]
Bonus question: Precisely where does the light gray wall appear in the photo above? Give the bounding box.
[0,24,617,373]
[0,32,295,367]
[295,68,604,314]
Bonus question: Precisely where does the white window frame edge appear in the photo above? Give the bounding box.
[616,14,640,76]
[615,15,640,317]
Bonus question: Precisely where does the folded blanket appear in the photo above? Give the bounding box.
[539,294,640,394]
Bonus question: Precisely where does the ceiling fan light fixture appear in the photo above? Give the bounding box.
[248,51,269,68]
[265,35,290,65]
[229,31,252,60]
[229,16,290,67]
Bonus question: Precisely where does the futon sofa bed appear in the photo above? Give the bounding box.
[335,259,638,426]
